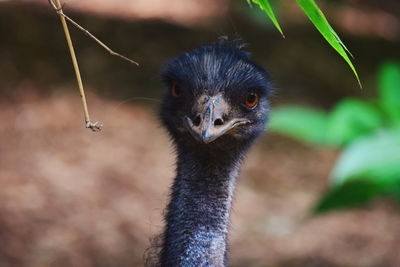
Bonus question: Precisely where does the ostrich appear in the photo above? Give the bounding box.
[155,38,271,267]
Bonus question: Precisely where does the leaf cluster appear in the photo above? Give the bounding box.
[249,0,360,86]
[268,62,400,213]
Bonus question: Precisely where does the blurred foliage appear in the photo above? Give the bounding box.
[269,61,400,213]
[249,0,360,86]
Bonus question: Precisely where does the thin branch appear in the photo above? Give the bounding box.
[52,0,102,132]
[48,0,139,66]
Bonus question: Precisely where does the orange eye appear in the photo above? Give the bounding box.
[245,92,259,108]
[171,83,182,98]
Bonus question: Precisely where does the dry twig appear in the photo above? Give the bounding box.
[48,0,139,66]
[49,0,139,131]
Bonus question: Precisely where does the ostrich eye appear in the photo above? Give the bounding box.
[171,83,182,98]
[245,91,259,108]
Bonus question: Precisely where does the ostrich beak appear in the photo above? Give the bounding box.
[184,95,250,144]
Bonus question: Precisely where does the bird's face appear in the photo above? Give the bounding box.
[160,41,271,150]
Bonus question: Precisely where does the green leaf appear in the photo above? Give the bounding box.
[295,0,361,87]
[315,128,400,213]
[326,98,382,147]
[314,179,383,213]
[331,128,400,186]
[378,62,400,124]
[268,106,329,145]
[250,0,284,37]
[386,181,400,204]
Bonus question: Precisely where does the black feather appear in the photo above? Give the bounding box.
[148,38,272,267]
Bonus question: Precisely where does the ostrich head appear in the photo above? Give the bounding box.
[153,39,273,267]
[159,39,271,154]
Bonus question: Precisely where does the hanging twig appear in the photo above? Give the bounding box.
[48,0,139,66]
[51,0,103,131]
[49,0,140,131]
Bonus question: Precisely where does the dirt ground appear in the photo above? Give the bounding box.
[0,87,399,267]
[1,0,400,265]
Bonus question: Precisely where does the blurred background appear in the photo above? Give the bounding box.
[0,0,400,266]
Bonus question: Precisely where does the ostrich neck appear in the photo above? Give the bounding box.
[160,145,246,267]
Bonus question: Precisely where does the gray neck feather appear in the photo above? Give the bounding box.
[160,146,244,267]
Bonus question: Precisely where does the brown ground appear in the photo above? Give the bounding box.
[22,0,228,26]
[0,87,400,267]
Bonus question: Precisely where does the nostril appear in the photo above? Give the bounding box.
[193,115,201,126]
[214,118,224,126]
